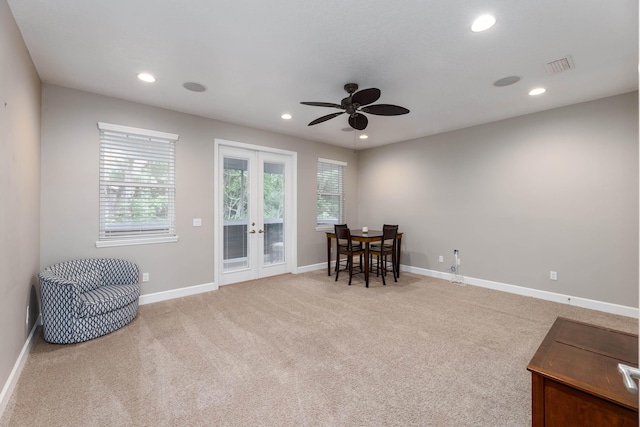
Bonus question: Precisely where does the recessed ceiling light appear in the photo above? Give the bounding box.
[529,87,546,96]
[137,73,156,83]
[493,76,521,87]
[359,135,368,140]
[281,113,292,120]
[471,14,496,32]
[183,82,207,92]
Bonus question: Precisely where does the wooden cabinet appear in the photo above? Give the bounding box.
[527,317,638,426]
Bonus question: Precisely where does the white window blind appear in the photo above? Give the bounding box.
[317,158,346,229]
[97,122,178,245]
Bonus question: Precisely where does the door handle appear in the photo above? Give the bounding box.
[618,363,640,394]
[248,230,256,234]
[258,229,264,233]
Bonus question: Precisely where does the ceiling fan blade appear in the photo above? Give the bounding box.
[300,101,343,109]
[361,104,410,116]
[348,113,368,130]
[351,88,381,106]
[308,112,345,126]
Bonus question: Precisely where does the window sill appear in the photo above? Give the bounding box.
[316,226,334,232]
[95,236,179,248]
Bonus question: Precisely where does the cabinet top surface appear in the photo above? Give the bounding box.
[527,317,639,411]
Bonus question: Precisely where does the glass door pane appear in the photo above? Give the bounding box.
[216,144,293,286]
[263,162,285,265]
[223,157,250,272]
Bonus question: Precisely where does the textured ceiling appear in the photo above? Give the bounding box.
[7,0,638,149]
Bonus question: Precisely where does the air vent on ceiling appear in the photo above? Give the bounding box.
[545,55,575,75]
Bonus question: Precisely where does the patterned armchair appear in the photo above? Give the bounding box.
[39,258,140,344]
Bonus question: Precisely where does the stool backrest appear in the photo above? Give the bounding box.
[382,224,398,246]
[334,225,353,251]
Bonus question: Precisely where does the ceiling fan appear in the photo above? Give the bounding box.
[300,83,410,131]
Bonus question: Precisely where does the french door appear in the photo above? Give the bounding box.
[215,142,295,286]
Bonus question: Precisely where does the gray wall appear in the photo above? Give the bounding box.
[39,86,640,308]
[40,84,358,294]
[0,0,41,398]
[357,92,638,307]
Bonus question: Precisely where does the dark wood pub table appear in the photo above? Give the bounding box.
[527,317,638,426]
[325,229,403,287]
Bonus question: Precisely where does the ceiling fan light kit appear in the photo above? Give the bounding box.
[301,83,410,131]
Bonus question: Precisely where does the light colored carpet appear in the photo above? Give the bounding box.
[1,271,637,426]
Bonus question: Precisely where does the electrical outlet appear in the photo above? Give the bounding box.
[193,218,202,227]
[457,258,461,265]
[550,271,558,281]
[438,255,444,263]
[142,272,150,282]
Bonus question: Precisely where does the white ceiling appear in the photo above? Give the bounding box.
[7,0,638,149]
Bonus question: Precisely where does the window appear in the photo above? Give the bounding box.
[317,158,346,230]
[96,122,178,247]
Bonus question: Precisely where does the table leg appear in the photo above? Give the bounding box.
[364,242,370,288]
[396,236,402,278]
[327,235,332,276]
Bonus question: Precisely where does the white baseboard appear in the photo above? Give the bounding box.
[295,262,331,274]
[0,314,41,419]
[403,265,639,319]
[298,261,638,319]
[139,282,218,305]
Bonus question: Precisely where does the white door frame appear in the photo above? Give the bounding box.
[214,138,297,286]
